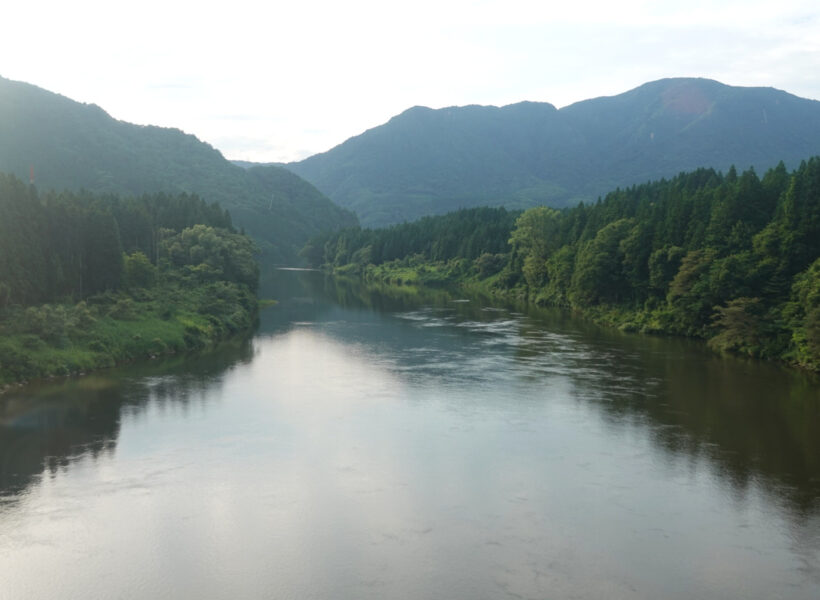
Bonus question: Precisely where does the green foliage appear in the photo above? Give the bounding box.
[82,209,124,295]
[1,176,268,306]
[160,224,259,292]
[648,245,685,294]
[0,174,49,305]
[305,207,518,270]
[21,304,72,344]
[474,253,507,278]
[123,251,158,289]
[509,207,562,288]
[570,219,634,306]
[708,297,762,355]
[0,278,258,387]
[509,207,563,257]
[107,298,137,320]
[317,158,820,370]
[0,175,260,305]
[786,258,820,369]
[0,180,262,387]
[541,245,575,306]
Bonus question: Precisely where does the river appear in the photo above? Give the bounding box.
[1,269,818,599]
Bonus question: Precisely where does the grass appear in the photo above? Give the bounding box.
[0,280,259,389]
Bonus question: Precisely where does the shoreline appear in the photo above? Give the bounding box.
[0,285,262,392]
[339,263,820,376]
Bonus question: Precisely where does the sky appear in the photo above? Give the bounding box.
[2,0,819,163]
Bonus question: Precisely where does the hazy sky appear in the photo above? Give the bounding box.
[2,1,818,163]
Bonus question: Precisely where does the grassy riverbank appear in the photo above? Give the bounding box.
[0,279,259,389]
[335,255,820,373]
[1,178,266,390]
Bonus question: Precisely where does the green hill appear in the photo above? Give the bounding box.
[0,76,358,263]
[286,78,820,227]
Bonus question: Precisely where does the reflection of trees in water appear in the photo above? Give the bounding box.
[311,269,820,519]
[308,272,476,314]
[513,316,820,519]
[16,267,812,527]
[286,268,820,519]
[0,382,122,500]
[257,270,481,336]
[645,355,819,519]
[0,338,254,503]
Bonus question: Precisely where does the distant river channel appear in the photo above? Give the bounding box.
[1,269,819,599]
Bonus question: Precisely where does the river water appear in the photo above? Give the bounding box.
[1,269,818,599]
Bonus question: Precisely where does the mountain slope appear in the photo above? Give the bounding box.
[287,78,820,227]
[0,76,358,262]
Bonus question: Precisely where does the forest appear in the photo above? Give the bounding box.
[307,158,820,371]
[0,76,358,264]
[301,206,519,269]
[0,173,260,386]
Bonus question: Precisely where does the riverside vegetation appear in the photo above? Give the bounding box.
[306,158,820,371]
[0,173,260,388]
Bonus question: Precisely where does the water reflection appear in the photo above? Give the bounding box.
[0,339,254,503]
[0,269,818,599]
[269,270,820,520]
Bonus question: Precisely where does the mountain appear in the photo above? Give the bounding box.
[286,78,820,227]
[0,76,358,262]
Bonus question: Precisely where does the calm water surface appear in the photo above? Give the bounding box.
[1,270,819,599]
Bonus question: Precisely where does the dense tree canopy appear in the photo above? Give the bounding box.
[308,158,820,370]
[160,224,258,292]
[0,173,252,308]
[0,173,262,385]
[304,207,518,269]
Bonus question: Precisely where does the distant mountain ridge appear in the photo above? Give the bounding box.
[0,76,357,262]
[286,78,820,227]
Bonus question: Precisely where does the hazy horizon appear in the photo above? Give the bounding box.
[3,0,818,162]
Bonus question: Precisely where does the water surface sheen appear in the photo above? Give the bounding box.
[1,270,818,599]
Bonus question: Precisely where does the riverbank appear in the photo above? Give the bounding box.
[339,259,820,374]
[4,266,818,600]
[0,280,260,391]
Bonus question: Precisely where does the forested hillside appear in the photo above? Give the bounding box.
[0,76,358,262]
[288,78,820,227]
[309,159,820,370]
[0,173,260,386]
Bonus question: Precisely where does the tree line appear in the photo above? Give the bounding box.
[302,206,518,269]
[0,172,260,385]
[0,173,249,308]
[306,158,820,370]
